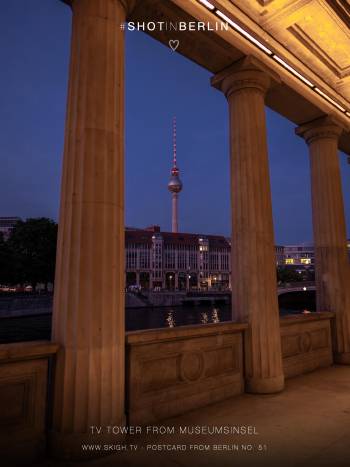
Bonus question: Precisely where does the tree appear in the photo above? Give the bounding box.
[277,266,304,284]
[8,218,58,290]
[0,232,16,285]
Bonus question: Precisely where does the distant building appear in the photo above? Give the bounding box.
[282,243,315,268]
[275,245,285,266]
[125,226,231,291]
[125,228,350,290]
[0,217,21,240]
[278,242,350,268]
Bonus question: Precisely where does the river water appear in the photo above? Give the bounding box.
[126,304,309,331]
[0,291,316,343]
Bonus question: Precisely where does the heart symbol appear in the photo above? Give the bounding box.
[169,39,179,51]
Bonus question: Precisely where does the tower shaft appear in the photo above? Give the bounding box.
[172,193,178,233]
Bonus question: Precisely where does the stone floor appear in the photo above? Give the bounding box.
[39,365,350,467]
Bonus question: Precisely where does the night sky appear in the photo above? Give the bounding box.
[0,1,349,244]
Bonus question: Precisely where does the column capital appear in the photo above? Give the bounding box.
[296,116,344,145]
[211,56,280,99]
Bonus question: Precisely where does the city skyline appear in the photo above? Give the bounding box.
[0,1,350,244]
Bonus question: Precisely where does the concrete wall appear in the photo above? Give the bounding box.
[0,341,58,463]
[126,322,247,425]
[280,313,334,378]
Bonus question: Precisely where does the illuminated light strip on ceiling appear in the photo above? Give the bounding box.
[315,87,346,112]
[216,10,272,55]
[272,55,314,87]
[198,0,215,10]
[196,0,350,120]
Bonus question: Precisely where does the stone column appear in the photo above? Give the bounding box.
[212,59,284,393]
[51,0,132,458]
[296,117,350,363]
[136,271,140,287]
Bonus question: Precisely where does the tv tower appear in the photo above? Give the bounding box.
[168,117,183,233]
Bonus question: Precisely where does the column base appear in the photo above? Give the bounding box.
[49,421,126,460]
[245,374,285,394]
[334,352,350,365]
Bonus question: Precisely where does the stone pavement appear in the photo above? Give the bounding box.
[38,365,350,467]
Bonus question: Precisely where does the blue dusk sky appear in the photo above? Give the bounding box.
[0,1,349,244]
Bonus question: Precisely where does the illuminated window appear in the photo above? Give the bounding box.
[300,258,311,265]
[285,259,294,265]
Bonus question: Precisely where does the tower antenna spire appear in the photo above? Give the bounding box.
[173,116,177,168]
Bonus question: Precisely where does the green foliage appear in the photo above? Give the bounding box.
[277,266,314,284]
[0,218,57,288]
[0,231,16,284]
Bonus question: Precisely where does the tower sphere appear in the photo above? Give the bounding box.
[168,174,183,193]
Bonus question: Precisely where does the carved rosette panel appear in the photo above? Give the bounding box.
[299,332,312,353]
[281,320,333,379]
[282,327,329,358]
[127,329,245,424]
[179,351,205,382]
[0,359,48,461]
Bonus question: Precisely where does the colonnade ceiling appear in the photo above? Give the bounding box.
[230,0,350,103]
[129,0,350,153]
[59,0,350,153]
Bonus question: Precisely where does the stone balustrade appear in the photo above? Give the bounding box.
[126,322,247,425]
[0,340,58,463]
[280,312,334,378]
[0,312,336,462]
[125,313,335,425]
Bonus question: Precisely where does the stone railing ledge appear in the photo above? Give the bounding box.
[280,311,335,327]
[126,322,248,345]
[0,340,59,363]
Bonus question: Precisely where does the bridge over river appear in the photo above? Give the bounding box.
[127,282,316,308]
[0,283,317,316]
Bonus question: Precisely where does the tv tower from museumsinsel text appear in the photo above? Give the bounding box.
[167,117,183,233]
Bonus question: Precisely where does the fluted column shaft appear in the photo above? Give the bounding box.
[51,0,127,458]
[172,193,178,233]
[212,63,284,393]
[297,118,350,363]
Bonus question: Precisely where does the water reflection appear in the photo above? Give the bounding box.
[212,308,220,323]
[166,310,176,328]
[0,294,315,344]
[200,312,209,324]
[126,304,230,332]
